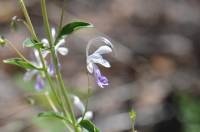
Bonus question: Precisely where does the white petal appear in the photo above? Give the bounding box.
[87,62,94,73]
[84,111,93,119]
[94,45,112,55]
[55,39,65,49]
[34,49,40,63]
[89,54,111,68]
[72,95,85,113]
[41,38,49,47]
[23,70,37,81]
[77,111,93,123]
[51,28,56,39]
[57,47,68,56]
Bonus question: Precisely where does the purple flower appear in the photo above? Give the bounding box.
[93,64,108,88]
[48,60,61,76]
[41,28,68,56]
[24,49,46,91]
[35,75,45,91]
[86,37,113,88]
[42,28,68,76]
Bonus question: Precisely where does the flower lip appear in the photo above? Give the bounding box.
[35,75,45,91]
[93,64,109,88]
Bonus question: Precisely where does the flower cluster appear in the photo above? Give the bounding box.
[24,28,68,90]
[2,0,115,131]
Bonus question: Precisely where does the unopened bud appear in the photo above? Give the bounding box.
[11,16,18,31]
[0,36,6,47]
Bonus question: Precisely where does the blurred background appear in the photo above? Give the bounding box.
[0,0,200,132]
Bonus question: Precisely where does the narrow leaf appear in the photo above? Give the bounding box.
[79,119,100,132]
[3,58,37,69]
[57,21,93,39]
[38,111,65,120]
[23,38,44,49]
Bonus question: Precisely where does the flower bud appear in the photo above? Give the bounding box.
[0,36,6,47]
[11,16,18,31]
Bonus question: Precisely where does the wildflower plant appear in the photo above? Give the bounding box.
[1,0,115,131]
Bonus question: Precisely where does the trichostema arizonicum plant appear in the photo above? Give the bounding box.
[1,0,117,132]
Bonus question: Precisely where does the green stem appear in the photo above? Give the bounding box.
[19,0,38,40]
[18,0,74,129]
[45,91,58,112]
[37,48,61,106]
[51,48,79,131]
[40,0,78,131]
[5,39,30,63]
[81,72,91,122]
[40,0,71,123]
[41,0,53,45]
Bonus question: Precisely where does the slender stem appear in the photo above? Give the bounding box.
[37,48,62,109]
[18,0,73,128]
[41,0,53,45]
[51,48,79,131]
[40,0,78,131]
[40,0,71,120]
[5,40,30,63]
[45,91,58,112]
[16,18,34,36]
[81,72,91,122]
[19,0,38,40]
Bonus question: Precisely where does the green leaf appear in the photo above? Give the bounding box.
[3,58,38,69]
[23,38,44,49]
[79,119,100,132]
[38,111,65,121]
[57,21,94,39]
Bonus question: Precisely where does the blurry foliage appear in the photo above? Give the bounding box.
[176,92,200,132]
[33,117,66,132]
[14,74,66,131]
